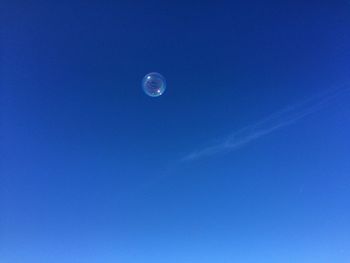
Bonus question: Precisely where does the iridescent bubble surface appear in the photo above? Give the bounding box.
[142,72,166,97]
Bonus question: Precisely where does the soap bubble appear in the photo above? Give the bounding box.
[142,72,166,97]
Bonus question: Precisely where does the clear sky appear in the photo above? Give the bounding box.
[1,1,350,262]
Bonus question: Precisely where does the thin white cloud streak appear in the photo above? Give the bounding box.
[183,85,349,161]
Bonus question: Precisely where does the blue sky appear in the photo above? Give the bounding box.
[1,1,350,262]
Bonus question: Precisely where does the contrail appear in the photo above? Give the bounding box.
[182,84,350,161]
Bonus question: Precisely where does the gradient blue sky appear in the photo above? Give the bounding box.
[1,1,350,262]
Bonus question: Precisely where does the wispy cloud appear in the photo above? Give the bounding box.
[183,84,349,161]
